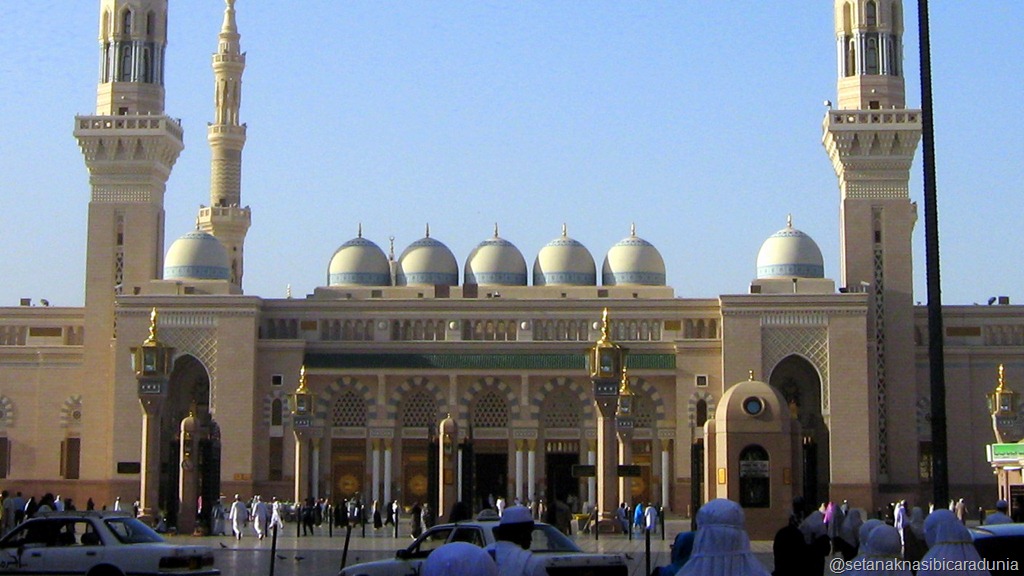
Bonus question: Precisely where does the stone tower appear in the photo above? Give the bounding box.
[822,0,922,487]
[197,0,251,289]
[74,0,183,487]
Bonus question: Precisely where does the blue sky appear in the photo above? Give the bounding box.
[0,2,1021,307]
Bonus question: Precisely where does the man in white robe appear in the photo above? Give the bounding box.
[251,496,270,540]
[229,494,248,540]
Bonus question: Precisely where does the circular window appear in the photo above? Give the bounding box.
[742,396,765,416]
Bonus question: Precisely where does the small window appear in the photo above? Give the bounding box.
[271,399,283,426]
[269,436,283,481]
[695,400,708,428]
[271,374,283,387]
[739,445,770,508]
[0,437,9,479]
[61,437,81,480]
[695,375,708,388]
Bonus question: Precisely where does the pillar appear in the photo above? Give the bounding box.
[383,439,393,505]
[311,439,321,500]
[596,399,619,523]
[372,439,381,505]
[515,441,525,503]
[138,398,163,520]
[587,442,596,507]
[661,441,671,510]
[617,431,634,505]
[294,433,309,504]
[527,440,536,504]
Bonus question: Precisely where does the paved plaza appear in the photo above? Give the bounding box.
[170,515,780,576]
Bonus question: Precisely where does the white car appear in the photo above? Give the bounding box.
[338,512,626,576]
[0,511,218,575]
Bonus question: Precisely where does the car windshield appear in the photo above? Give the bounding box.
[530,525,581,553]
[103,517,165,544]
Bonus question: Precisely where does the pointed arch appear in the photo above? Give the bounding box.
[462,377,517,427]
[120,7,133,36]
[629,378,666,430]
[687,390,716,429]
[389,377,445,428]
[532,377,594,427]
[262,390,290,427]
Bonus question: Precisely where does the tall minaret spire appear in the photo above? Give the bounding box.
[823,0,921,489]
[198,0,251,289]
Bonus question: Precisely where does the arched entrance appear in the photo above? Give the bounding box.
[769,355,830,508]
[163,354,221,533]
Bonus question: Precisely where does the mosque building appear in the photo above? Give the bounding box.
[0,0,1018,536]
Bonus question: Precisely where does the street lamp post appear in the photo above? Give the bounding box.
[616,367,636,508]
[288,366,318,506]
[588,308,627,531]
[131,308,174,524]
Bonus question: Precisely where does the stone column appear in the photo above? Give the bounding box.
[596,398,619,523]
[383,439,393,506]
[661,441,671,510]
[617,429,634,505]
[294,432,309,504]
[587,441,596,507]
[372,439,381,505]
[438,416,458,522]
[311,439,321,500]
[527,440,536,504]
[138,397,163,521]
[515,441,525,503]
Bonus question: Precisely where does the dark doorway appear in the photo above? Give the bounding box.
[474,453,507,511]
[691,439,704,530]
[545,452,580,512]
[770,355,830,506]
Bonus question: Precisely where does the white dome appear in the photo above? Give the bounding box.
[756,217,825,279]
[164,230,231,281]
[464,228,527,286]
[328,232,390,287]
[532,226,596,286]
[601,226,666,286]
[396,228,458,286]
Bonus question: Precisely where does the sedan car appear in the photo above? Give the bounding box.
[971,522,1024,576]
[338,512,626,576]
[0,511,218,575]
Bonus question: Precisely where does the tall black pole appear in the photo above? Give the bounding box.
[918,0,948,507]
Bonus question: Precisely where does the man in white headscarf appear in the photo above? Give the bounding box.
[917,509,991,576]
[483,505,546,576]
[422,541,498,576]
[677,498,770,576]
[229,494,248,540]
[251,495,270,540]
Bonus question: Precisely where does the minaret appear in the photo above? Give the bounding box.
[75,0,183,338]
[197,0,251,289]
[822,0,921,486]
[74,0,183,489]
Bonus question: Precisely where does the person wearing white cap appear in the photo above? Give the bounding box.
[676,498,769,576]
[983,500,1012,525]
[422,541,498,576]
[483,505,546,576]
[918,509,990,576]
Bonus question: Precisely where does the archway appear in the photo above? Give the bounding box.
[769,355,830,508]
[162,354,220,532]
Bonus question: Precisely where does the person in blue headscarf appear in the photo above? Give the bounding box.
[655,531,695,576]
[633,502,645,533]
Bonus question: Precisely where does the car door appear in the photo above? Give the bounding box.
[30,520,104,574]
[0,519,56,573]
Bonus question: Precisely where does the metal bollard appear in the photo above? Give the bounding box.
[269,523,278,576]
[645,527,651,576]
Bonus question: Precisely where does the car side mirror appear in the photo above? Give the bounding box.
[396,548,411,560]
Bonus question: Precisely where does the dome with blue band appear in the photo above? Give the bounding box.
[328,229,391,286]
[601,225,666,286]
[465,226,527,286]
[756,216,824,279]
[533,225,596,286]
[164,230,231,281]
[397,226,459,286]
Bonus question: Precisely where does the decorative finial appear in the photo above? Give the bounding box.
[997,364,1006,392]
[748,370,755,381]
[144,308,159,344]
[358,222,363,238]
[600,308,610,341]
[619,365,633,395]
[494,223,499,238]
[296,365,309,393]
[630,222,636,236]
[195,217,200,230]
[787,214,793,228]
[561,223,567,237]
[425,223,430,238]
[188,400,199,418]
[286,284,292,299]
[389,236,396,260]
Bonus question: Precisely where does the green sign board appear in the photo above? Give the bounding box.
[987,443,1024,462]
